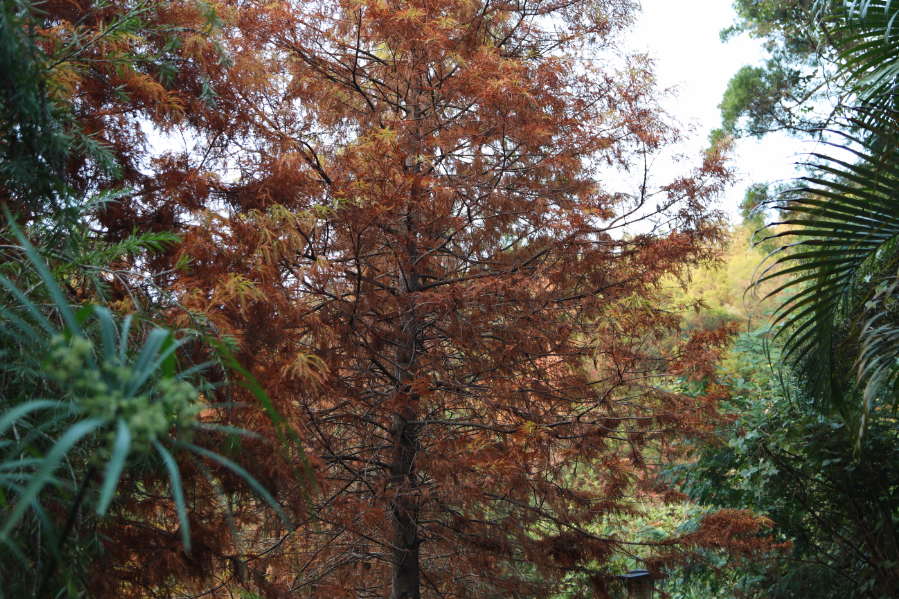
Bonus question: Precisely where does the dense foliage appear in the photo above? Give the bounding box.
[663,3,899,597]
[751,0,899,440]
[0,0,303,596]
[670,328,899,599]
[12,0,899,597]
[0,0,771,596]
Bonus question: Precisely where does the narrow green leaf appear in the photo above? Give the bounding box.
[97,419,132,516]
[3,209,81,335]
[96,307,119,364]
[0,400,59,437]
[153,440,190,551]
[125,328,171,395]
[1,418,104,538]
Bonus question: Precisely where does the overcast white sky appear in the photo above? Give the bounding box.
[624,0,809,220]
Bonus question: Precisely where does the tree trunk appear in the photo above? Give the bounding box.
[389,293,421,599]
[389,401,421,599]
[391,82,424,599]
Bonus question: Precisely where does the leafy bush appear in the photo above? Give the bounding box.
[669,329,899,599]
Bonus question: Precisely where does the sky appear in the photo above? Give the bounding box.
[624,0,809,220]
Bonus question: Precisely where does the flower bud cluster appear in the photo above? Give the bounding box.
[45,335,200,452]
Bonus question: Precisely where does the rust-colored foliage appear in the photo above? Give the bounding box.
[36,0,778,596]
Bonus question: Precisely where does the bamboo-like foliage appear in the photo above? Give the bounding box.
[0,1,301,593]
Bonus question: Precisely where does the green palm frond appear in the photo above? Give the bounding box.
[850,263,899,431]
[755,112,899,441]
[817,0,899,112]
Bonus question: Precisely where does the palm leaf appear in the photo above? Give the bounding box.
[817,1,899,113]
[756,111,899,442]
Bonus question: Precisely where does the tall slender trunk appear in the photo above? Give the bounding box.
[390,81,424,599]
[390,232,422,599]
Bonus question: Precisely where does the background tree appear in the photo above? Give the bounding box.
[713,0,849,140]
[756,1,899,435]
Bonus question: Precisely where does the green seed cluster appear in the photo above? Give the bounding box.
[45,335,200,452]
